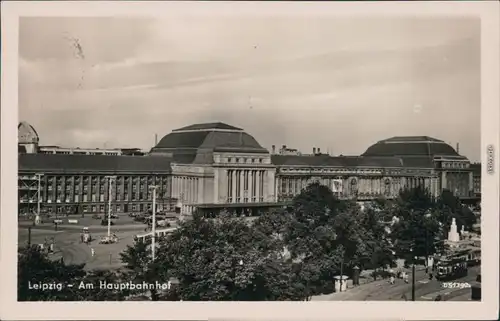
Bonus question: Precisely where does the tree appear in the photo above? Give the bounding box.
[437,189,477,231]
[283,183,394,295]
[18,245,127,301]
[73,268,130,301]
[155,211,307,301]
[120,237,171,301]
[18,245,86,301]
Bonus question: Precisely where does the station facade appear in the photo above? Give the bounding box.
[18,121,478,217]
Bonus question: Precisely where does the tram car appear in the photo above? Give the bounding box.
[466,249,481,266]
[435,255,468,281]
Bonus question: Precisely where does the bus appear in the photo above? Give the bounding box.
[435,255,468,281]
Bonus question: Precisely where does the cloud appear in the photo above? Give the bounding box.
[18,16,481,161]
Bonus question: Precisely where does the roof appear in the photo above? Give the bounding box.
[150,122,268,164]
[19,154,172,174]
[173,122,242,131]
[362,136,463,158]
[18,121,40,144]
[271,155,435,168]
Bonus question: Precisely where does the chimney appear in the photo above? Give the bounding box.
[154,133,158,146]
[456,143,460,154]
[271,145,276,154]
[317,148,321,154]
[313,147,316,155]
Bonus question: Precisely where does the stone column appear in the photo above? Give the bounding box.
[232,170,237,203]
[213,170,219,204]
[239,170,244,201]
[441,171,447,190]
[468,172,474,196]
[269,170,276,202]
[255,171,260,203]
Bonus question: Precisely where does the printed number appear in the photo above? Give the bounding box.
[442,282,471,289]
[487,145,494,175]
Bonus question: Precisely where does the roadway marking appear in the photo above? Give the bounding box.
[418,280,430,284]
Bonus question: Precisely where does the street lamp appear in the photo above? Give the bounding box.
[104,176,116,239]
[409,248,417,301]
[149,185,158,261]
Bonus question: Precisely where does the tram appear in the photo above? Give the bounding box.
[435,254,468,281]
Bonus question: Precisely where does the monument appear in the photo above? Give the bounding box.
[447,218,460,243]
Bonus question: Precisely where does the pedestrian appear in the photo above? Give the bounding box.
[389,275,395,285]
[403,272,409,284]
[91,248,95,257]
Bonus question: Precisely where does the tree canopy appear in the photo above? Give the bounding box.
[18,182,477,301]
[18,245,127,301]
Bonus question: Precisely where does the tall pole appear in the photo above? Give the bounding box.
[105,176,115,238]
[150,186,157,261]
[36,173,42,218]
[412,258,416,301]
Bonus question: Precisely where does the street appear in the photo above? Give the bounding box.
[312,265,480,301]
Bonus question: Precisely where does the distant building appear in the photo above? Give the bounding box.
[18,121,480,217]
[470,163,481,198]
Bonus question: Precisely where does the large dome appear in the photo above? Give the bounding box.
[362,136,463,158]
[18,121,39,144]
[150,122,268,164]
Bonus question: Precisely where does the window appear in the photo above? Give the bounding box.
[100,194,105,202]
[235,158,239,163]
[83,195,88,202]
[116,205,121,212]
[259,158,263,163]
[132,205,137,211]
[228,158,232,163]
[91,205,97,212]
[99,205,105,212]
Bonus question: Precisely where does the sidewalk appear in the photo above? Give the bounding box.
[311,266,428,301]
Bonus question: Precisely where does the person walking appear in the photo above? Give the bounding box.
[403,272,409,284]
[91,248,95,257]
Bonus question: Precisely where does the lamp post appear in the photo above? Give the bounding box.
[149,185,158,261]
[104,176,116,238]
[410,248,416,301]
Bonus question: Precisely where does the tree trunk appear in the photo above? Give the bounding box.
[151,289,159,301]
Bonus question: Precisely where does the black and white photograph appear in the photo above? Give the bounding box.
[1,1,499,321]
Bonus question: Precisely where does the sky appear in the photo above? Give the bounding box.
[18,16,481,161]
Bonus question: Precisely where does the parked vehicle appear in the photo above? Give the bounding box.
[92,214,101,220]
[99,234,118,244]
[101,219,115,226]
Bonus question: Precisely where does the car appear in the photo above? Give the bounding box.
[101,219,115,226]
[110,214,119,219]
[92,214,102,220]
